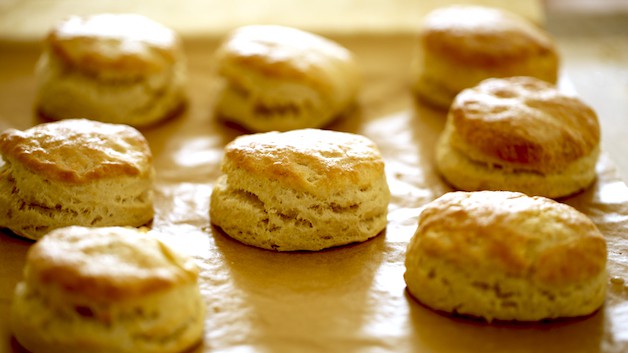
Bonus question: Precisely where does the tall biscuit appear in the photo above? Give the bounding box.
[210,129,390,251]
[0,119,154,239]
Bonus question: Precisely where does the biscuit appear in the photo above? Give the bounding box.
[435,76,600,198]
[10,226,204,353]
[0,119,154,240]
[36,13,186,127]
[212,25,359,132]
[413,5,558,109]
[404,191,607,322]
[210,129,390,251]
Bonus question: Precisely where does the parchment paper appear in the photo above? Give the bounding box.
[0,35,627,353]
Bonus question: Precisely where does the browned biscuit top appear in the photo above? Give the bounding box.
[449,76,600,173]
[0,119,152,184]
[25,226,199,301]
[416,191,606,286]
[420,5,557,67]
[223,129,385,195]
[47,13,181,75]
[215,25,357,93]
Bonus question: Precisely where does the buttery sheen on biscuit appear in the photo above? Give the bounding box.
[405,191,607,322]
[436,76,600,198]
[212,25,359,132]
[210,129,390,251]
[11,226,204,353]
[413,5,559,108]
[36,13,186,127]
[0,119,154,240]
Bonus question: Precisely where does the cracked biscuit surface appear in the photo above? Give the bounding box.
[210,129,390,251]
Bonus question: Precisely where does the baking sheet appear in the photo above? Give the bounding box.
[0,35,627,353]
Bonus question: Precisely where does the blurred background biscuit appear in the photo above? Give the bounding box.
[212,25,359,132]
[35,13,187,127]
[413,5,559,109]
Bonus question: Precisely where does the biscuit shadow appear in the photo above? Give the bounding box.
[405,289,608,353]
[9,336,29,353]
[208,224,391,351]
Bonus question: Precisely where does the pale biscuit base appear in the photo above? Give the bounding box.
[435,127,600,198]
[413,50,558,110]
[211,171,389,251]
[215,68,345,132]
[11,281,204,353]
[0,160,154,239]
[405,254,607,322]
[36,51,186,128]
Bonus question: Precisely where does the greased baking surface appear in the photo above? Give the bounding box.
[0,36,627,353]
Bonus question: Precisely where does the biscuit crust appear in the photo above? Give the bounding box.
[223,129,385,195]
[0,119,152,184]
[420,6,556,68]
[449,77,599,174]
[48,13,181,76]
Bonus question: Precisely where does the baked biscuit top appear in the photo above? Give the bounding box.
[420,5,557,67]
[24,226,199,301]
[448,76,600,173]
[0,119,153,184]
[223,129,385,195]
[215,25,358,96]
[415,191,607,285]
[47,13,181,76]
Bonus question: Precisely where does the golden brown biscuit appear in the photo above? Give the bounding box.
[435,76,600,198]
[36,13,186,127]
[11,226,204,353]
[413,5,559,108]
[212,25,359,132]
[210,129,390,251]
[0,119,154,240]
[404,191,607,322]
